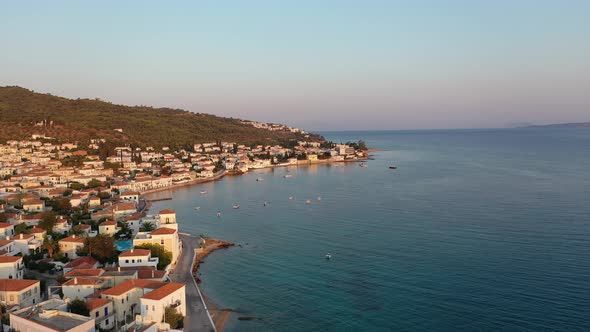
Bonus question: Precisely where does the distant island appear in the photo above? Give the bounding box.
[0,86,324,148]
[524,122,590,128]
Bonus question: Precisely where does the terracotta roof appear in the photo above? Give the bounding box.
[113,202,136,211]
[120,249,151,257]
[60,235,85,243]
[0,279,39,291]
[64,256,98,268]
[121,191,140,195]
[86,298,110,311]
[0,223,13,229]
[150,227,177,235]
[0,240,14,247]
[141,282,184,301]
[64,269,105,278]
[101,279,166,297]
[100,220,117,226]
[62,277,103,286]
[0,256,21,263]
[137,269,167,280]
[159,209,176,214]
[125,212,146,221]
[30,227,46,233]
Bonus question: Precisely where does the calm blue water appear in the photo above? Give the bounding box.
[151,128,590,331]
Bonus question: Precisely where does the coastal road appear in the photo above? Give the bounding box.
[171,234,216,332]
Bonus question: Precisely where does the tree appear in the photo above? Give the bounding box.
[69,182,85,191]
[0,213,7,223]
[78,235,118,264]
[163,305,184,329]
[134,243,172,270]
[14,223,28,235]
[68,299,89,316]
[114,222,132,240]
[39,212,57,232]
[41,237,58,257]
[139,222,155,232]
[87,179,102,188]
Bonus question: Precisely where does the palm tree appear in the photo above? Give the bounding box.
[41,237,58,257]
[139,222,155,232]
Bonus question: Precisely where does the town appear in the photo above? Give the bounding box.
[0,133,367,332]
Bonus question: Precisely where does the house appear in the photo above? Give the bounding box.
[99,220,118,236]
[139,282,186,327]
[58,235,86,259]
[63,256,99,274]
[53,216,72,234]
[133,228,181,265]
[0,223,15,238]
[0,279,41,307]
[157,209,177,229]
[112,202,137,219]
[124,212,145,235]
[118,249,158,269]
[101,279,184,327]
[23,199,44,212]
[63,269,105,279]
[88,196,101,208]
[13,233,42,255]
[0,256,24,279]
[62,277,106,301]
[10,299,95,332]
[120,191,140,202]
[0,239,16,256]
[86,298,115,331]
[29,227,47,241]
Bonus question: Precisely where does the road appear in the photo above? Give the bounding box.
[170,234,216,332]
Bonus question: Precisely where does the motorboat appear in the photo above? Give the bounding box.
[284,174,292,178]
[389,165,397,169]
[233,204,240,209]
[317,196,322,201]
[200,190,208,195]
[217,212,221,218]
[325,253,332,260]
[194,206,200,210]
[256,178,264,182]
[305,199,311,204]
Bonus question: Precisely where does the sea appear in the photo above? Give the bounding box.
[150,128,590,331]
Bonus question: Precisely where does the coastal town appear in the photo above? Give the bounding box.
[0,130,367,332]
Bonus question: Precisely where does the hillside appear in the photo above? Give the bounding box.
[0,86,322,148]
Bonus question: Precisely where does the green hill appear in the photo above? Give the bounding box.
[0,86,321,148]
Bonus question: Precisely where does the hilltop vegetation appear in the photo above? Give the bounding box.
[0,86,322,148]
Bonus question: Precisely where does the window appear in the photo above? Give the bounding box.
[161,240,164,245]
[105,307,108,315]
[105,318,109,325]
[122,299,124,304]
[9,295,14,301]
[132,259,135,263]
[125,260,129,263]
[152,305,155,311]
[96,311,99,318]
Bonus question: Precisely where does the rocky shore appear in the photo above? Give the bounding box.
[192,237,235,331]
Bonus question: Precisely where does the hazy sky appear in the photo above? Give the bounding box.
[1,1,589,130]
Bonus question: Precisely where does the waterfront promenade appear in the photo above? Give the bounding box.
[171,234,216,332]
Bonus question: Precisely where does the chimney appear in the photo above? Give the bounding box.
[5,236,8,241]
[72,234,76,239]
[74,277,78,285]
[152,270,154,278]
[130,249,133,253]
[118,266,121,272]
[20,234,23,239]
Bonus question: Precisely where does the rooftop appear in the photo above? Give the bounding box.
[120,249,151,257]
[12,307,93,332]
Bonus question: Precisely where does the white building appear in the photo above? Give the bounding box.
[0,278,41,307]
[0,256,24,279]
[118,249,159,269]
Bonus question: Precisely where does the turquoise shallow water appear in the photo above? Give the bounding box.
[151,128,590,331]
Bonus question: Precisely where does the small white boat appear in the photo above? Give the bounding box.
[289,196,294,200]
[389,165,397,170]
[325,253,332,260]
[284,174,292,178]
[200,190,208,195]
[305,199,311,204]
[256,178,264,182]
[264,201,268,206]
[233,204,240,209]
[317,196,322,201]
[194,206,200,210]
[217,212,221,218]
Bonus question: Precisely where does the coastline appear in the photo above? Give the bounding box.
[192,238,235,332]
[142,156,369,330]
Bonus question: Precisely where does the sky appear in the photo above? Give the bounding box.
[1,0,589,131]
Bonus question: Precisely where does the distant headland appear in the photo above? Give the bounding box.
[523,122,590,128]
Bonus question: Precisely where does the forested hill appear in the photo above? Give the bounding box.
[0,86,322,148]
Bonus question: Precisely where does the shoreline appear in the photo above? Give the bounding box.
[141,156,369,200]
[192,238,235,332]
